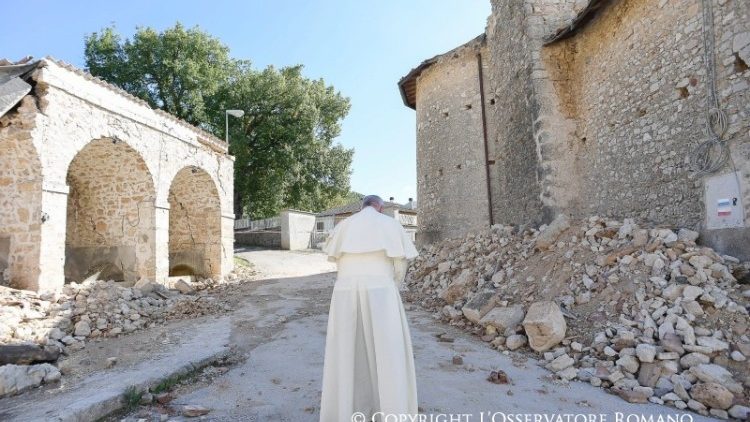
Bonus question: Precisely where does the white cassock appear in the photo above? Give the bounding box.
[320,206,419,422]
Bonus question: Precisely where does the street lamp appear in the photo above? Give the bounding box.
[225,109,245,143]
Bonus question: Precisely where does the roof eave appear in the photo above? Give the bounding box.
[397,34,486,110]
[543,0,614,45]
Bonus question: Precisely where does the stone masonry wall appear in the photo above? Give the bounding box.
[64,139,156,283]
[485,1,547,227]
[168,167,222,277]
[538,0,749,228]
[521,0,750,260]
[410,0,749,258]
[415,43,491,244]
[0,96,43,289]
[0,59,235,291]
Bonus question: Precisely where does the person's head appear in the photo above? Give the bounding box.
[361,195,384,213]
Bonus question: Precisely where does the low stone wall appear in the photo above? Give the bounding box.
[234,231,282,249]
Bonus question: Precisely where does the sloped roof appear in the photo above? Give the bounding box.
[398,34,486,110]
[543,0,613,44]
[0,57,228,153]
[0,60,37,117]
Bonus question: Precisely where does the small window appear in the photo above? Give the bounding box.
[316,221,325,232]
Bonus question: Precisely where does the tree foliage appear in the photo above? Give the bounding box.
[84,24,353,218]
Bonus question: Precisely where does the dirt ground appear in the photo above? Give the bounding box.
[105,248,716,422]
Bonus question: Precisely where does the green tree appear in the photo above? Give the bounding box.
[84,24,353,218]
[214,65,352,218]
[85,24,233,126]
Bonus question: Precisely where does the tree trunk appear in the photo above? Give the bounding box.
[234,188,243,219]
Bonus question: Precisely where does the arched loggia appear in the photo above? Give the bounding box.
[168,166,222,278]
[64,138,156,283]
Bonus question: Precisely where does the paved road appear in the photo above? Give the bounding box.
[129,249,716,422]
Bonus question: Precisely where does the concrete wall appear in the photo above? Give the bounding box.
[0,59,235,291]
[281,210,316,250]
[415,42,491,244]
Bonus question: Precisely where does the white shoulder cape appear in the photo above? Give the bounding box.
[323,206,419,260]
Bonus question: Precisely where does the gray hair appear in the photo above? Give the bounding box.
[361,195,384,209]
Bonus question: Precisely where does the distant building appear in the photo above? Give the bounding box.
[314,198,418,246]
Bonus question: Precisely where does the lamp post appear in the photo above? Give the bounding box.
[225,109,245,143]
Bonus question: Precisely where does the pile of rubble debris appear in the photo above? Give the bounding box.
[405,215,750,420]
[0,271,251,398]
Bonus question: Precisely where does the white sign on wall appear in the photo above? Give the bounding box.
[705,171,745,230]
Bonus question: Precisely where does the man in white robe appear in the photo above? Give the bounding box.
[320,195,419,422]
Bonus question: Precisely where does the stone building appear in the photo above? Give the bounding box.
[314,199,418,244]
[0,58,235,292]
[399,0,750,259]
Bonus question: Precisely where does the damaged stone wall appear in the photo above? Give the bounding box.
[484,1,546,227]
[168,167,222,278]
[541,0,717,223]
[0,58,235,292]
[530,0,750,258]
[404,0,749,258]
[64,139,156,283]
[415,42,491,244]
[0,96,43,289]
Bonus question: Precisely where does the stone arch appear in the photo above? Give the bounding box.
[64,138,156,283]
[0,136,43,289]
[168,166,222,278]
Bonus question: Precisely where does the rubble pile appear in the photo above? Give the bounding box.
[0,274,246,398]
[405,216,750,420]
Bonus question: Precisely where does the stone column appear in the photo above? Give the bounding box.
[221,213,235,276]
[37,182,68,292]
[154,204,170,282]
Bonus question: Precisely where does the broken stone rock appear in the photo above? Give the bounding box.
[635,344,656,363]
[547,354,575,372]
[73,320,91,337]
[557,366,578,381]
[730,350,746,361]
[183,405,211,417]
[174,279,195,294]
[690,364,743,394]
[677,229,699,243]
[616,387,650,404]
[729,405,750,420]
[505,334,527,351]
[695,336,729,352]
[616,355,639,374]
[462,291,499,324]
[535,214,570,251]
[679,352,709,369]
[0,363,61,398]
[637,362,662,388]
[480,305,525,332]
[522,301,566,352]
[439,270,474,303]
[689,382,734,410]
[687,399,706,412]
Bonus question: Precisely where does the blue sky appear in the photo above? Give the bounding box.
[1,0,490,204]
